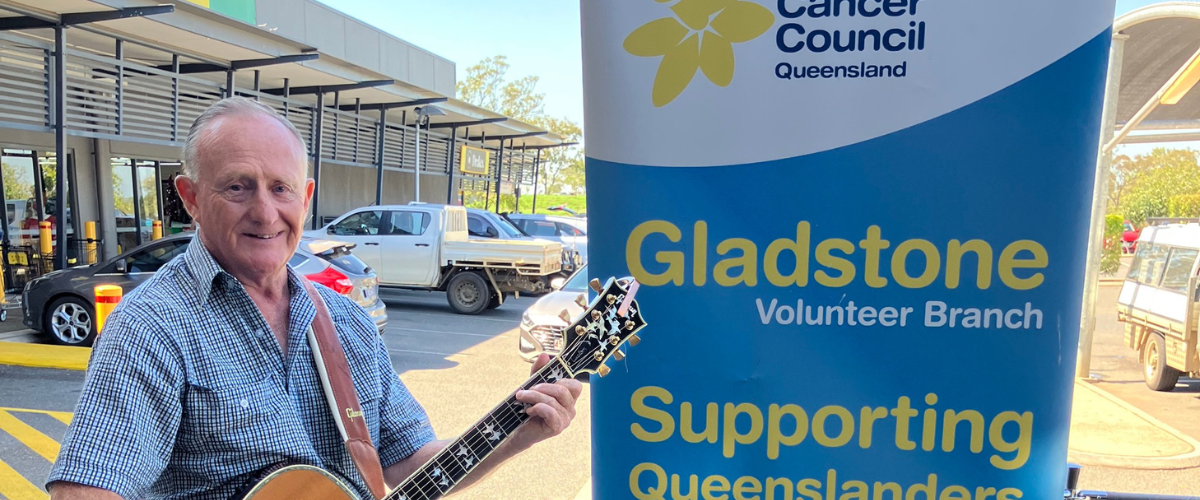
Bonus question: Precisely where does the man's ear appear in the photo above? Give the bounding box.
[304,178,315,208]
[175,175,202,224]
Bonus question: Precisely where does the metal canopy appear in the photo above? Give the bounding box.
[428,117,508,129]
[0,4,175,30]
[1108,3,1200,149]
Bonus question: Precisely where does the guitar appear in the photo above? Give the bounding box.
[237,277,648,500]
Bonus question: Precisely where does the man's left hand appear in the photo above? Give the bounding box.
[510,353,583,450]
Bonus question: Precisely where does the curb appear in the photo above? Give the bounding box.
[0,341,90,371]
[1067,381,1200,470]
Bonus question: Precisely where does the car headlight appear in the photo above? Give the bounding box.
[521,312,534,328]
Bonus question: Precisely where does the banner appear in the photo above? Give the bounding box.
[582,1,1115,499]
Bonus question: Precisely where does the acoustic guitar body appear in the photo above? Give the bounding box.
[237,464,359,500]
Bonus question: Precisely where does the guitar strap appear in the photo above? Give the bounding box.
[302,279,388,500]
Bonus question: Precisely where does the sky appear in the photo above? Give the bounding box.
[318,0,1197,155]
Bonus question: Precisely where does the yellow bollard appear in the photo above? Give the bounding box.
[85,221,97,264]
[94,285,122,337]
[38,221,52,257]
[152,220,162,240]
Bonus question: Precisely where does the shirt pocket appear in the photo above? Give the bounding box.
[181,376,282,453]
[347,358,384,444]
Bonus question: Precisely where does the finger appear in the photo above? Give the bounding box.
[531,354,551,374]
[559,379,583,399]
[526,384,576,416]
[526,402,567,433]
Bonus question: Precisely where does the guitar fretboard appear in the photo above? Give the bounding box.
[386,359,573,500]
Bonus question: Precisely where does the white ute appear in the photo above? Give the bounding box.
[306,204,563,314]
[1116,222,1200,391]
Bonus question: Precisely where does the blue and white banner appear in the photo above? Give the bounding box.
[582,0,1115,499]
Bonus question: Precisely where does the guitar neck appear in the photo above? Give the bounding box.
[386,359,572,500]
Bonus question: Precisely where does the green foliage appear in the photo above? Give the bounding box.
[1168,194,1200,218]
[463,194,587,216]
[1101,214,1123,276]
[457,56,585,196]
[1109,148,1200,225]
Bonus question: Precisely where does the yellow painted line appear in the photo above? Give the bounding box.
[0,408,73,425]
[0,410,60,461]
[0,342,90,371]
[0,456,47,500]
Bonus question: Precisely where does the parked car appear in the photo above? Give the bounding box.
[1122,220,1140,254]
[1116,223,1200,391]
[22,233,386,346]
[518,264,588,363]
[504,213,588,267]
[306,204,563,315]
[466,208,583,276]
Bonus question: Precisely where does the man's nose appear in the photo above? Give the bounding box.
[245,187,278,223]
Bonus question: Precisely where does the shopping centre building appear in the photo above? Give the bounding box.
[0,0,567,289]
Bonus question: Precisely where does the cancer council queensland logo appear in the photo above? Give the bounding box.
[623,0,774,107]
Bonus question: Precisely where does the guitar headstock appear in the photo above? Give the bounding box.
[556,277,648,377]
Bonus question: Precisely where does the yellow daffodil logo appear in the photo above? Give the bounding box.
[624,0,774,107]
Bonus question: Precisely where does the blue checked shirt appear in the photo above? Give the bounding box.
[48,239,436,500]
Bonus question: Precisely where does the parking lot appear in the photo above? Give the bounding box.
[0,289,592,500]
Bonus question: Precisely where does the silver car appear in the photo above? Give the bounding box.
[518,264,589,362]
[505,213,588,267]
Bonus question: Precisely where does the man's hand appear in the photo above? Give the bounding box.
[510,353,583,451]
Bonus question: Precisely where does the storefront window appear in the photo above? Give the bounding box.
[112,159,138,254]
[36,153,76,250]
[1,150,37,249]
[137,161,160,244]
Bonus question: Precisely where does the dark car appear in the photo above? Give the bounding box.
[23,233,387,346]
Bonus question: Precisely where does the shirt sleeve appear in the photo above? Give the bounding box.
[46,303,185,498]
[373,333,437,468]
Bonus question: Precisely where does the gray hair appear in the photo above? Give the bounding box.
[181,96,308,179]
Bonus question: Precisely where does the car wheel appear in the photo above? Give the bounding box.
[1143,333,1180,392]
[44,296,95,346]
[447,272,490,315]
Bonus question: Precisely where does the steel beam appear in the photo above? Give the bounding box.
[338,97,448,112]
[261,79,394,96]
[428,117,506,129]
[375,108,388,205]
[446,126,458,204]
[531,148,542,212]
[311,93,325,229]
[61,5,174,25]
[469,131,547,142]
[54,25,68,270]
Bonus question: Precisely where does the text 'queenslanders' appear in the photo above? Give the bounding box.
[774,0,929,81]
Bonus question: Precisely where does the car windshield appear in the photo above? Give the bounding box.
[489,213,525,238]
[563,266,589,292]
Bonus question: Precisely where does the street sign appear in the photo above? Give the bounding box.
[583,1,1117,498]
[460,145,490,176]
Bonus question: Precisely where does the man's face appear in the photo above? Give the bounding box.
[177,113,314,283]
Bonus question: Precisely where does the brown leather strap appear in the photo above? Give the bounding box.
[302,279,388,500]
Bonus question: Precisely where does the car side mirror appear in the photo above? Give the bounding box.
[485,226,498,238]
[115,259,127,273]
[326,226,335,234]
[550,277,566,291]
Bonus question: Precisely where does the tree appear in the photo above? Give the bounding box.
[1110,148,1200,225]
[457,56,585,197]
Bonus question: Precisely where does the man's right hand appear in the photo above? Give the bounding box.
[49,482,124,500]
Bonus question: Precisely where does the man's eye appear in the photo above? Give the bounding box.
[228,185,244,192]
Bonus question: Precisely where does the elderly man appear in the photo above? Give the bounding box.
[46,97,582,500]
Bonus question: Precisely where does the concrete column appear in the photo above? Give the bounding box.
[92,139,118,260]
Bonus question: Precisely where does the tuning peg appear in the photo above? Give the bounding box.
[590,278,602,292]
[598,365,611,377]
[613,350,625,361]
[591,310,601,321]
[575,325,586,335]
[575,294,588,308]
[606,294,617,304]
[625,320,635,330]
[559,310,573,323]
[628,334,641,346]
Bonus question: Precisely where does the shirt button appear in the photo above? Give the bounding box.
[240,398,249,409]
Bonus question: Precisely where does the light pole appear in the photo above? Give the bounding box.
[413,106,445,203]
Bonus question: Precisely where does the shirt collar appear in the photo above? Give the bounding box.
[183,233,307,306]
